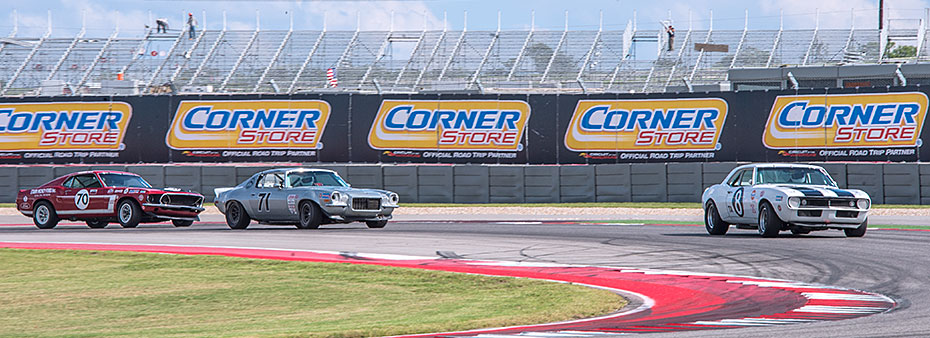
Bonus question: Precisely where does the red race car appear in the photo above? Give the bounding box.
[17,170,205,229]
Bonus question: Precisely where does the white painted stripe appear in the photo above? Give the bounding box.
[726,280,835,289]
[802,292,891,302]
[57,209,113,215]
[520,332,594,337]
[495,222,543,225]
[793,305,888,314]
[554,331,621,336]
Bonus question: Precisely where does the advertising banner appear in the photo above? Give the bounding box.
[762,92,927,160]
[0,101,132,162]
[166,99,331,161]
[0,87,928,164]
[563,98,727,162]
[367,99,531,162]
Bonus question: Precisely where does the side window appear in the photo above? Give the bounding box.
[727,171,743,186]
[70,174,102,188]
[256,173,283,188]
[62,177,76,188]
[739,170,754,186]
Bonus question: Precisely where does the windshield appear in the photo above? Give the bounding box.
[98,173,152,188]
[755,167,836,187]
[287,171,349,188]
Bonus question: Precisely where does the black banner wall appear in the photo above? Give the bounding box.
[1,86,928,164]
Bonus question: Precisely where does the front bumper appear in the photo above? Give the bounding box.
[142,203,204,221]
[320,204,397,222]
[781,207,868,228]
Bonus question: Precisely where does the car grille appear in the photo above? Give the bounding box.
[800,198,857,208]
[160,194,203,207]
[352,198,381,211]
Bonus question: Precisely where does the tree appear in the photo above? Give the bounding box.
[885,41,917,58]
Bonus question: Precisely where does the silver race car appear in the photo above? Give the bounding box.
[214,168,399,229]
[702,164,871,238]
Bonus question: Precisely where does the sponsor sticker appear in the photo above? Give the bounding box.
[368,100,531,151]
[564,98,728,152]
[0,102,132,151]
[763,92,928,149]
[166,100,331,150]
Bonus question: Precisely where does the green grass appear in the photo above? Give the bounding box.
[868,224,930,229]
[0,249,625,337]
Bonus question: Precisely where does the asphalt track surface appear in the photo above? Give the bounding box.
[1,214,928,338]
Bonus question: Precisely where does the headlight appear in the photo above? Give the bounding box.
[857,199,870,210]
[147,194,162,203]
[383,192,399,206]
[787,197,800,208]
[800,199,808,206]
[330,191,349,206]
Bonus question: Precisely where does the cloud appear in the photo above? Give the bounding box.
[301,1,442,31]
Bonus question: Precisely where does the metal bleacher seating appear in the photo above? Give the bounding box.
[0,11,922,96]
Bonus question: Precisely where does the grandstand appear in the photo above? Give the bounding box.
[0,10,925,96]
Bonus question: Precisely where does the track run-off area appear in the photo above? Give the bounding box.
[1,212,928,337]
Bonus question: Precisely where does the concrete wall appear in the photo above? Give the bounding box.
[0,163,924,205]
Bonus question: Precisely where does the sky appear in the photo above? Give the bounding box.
[2,0,930,38]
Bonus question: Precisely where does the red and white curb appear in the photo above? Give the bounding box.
[0,242,895,337]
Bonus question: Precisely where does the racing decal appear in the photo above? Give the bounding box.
[763,92,929,149]
[367,100,531,151]
[287,194,298,214]
[775,195,784,202]
[256,192,271,212]
[166,100,331,150]
[0,101,132,151]
[74,189,90,210]
[564,98,728,152]
[731,187,745,217]
[30,188,55,195]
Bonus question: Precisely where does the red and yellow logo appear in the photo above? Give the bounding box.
[564,98,728,151]
[368,100,531,151]
[0,101,132,151]
[763,92,928,149]
[166,100,331,150]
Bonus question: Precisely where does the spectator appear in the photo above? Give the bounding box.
[155,18,168,33]
[187,13,197,39]
[666,25,675,51]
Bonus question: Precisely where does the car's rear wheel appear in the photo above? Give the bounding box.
[33,201,59,229]
[704,201,728,235]
[117,200,142,228]
[225,201,250,230]
[296,202,321,229]
[172,220,193,227]
[366,220,388,229]
[86,220,108,228]
[845,219,868,237]
[758,202,783,238]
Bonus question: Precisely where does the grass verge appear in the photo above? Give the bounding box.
[0,249,625,337]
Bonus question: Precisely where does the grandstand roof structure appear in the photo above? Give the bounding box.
[0,10,925,96]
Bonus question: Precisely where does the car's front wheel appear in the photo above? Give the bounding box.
[225,201,250,230]
[172,220,193,227]
[86,220,108,228]
[758,202,783,238]
[366,220,388,229]
[704,201,728,235]
[296,202,321,229]
[117,200,142,228]
[845,219,867,237]
[33,201,59,229]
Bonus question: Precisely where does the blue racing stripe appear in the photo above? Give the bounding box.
[827,188,855,197]
[783,186,824,197]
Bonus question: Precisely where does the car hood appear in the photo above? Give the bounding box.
[755,184,869,199]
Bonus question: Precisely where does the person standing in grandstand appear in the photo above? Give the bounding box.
[155,18,168,33]
[666,25,675,51]
[187,13,197,39]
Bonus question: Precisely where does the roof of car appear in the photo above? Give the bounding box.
[258,168,337,175]
[732,163,824,171]
[69,170,138,176]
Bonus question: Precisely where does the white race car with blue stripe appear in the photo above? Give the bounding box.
[702,164,870,238]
